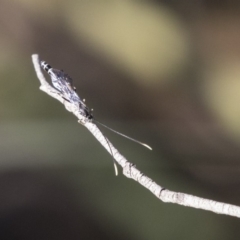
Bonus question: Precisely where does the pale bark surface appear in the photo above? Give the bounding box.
[32,54,240,219]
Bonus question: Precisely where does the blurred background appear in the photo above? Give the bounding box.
[0,0,240,239]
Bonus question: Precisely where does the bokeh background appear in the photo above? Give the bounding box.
[0,0,240,239]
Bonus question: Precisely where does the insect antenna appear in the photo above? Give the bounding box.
[94,120,152,150]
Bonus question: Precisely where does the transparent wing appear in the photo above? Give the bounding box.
[49,69,81,102]
[48,68,93,119]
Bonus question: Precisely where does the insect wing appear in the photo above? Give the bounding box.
[48,69,75,102]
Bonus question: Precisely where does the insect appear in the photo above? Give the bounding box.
[41,61,93,120]
[41,60,152,175]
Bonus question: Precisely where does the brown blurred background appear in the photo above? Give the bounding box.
[0,0,240,239]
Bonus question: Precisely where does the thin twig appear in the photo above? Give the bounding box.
[32,53,240,218]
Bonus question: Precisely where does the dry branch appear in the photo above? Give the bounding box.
[32,54,240,218]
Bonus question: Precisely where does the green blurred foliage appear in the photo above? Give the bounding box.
[0,0,240,239]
